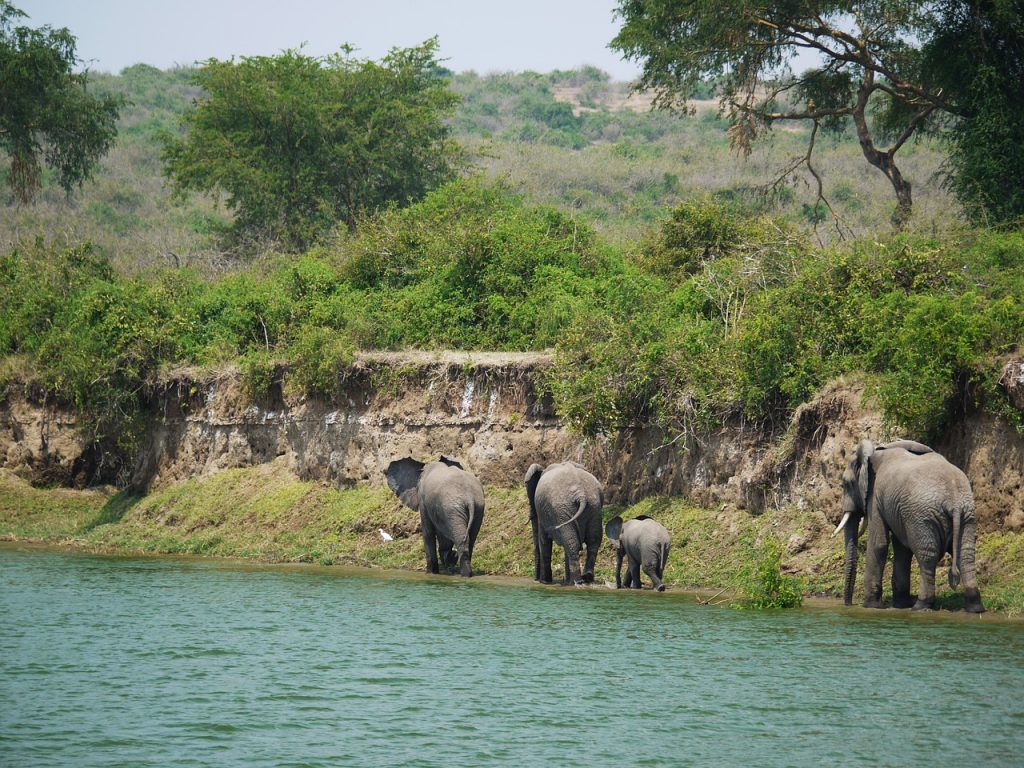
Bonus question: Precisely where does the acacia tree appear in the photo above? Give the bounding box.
[611,1,960,227]
[0,1,122,204]
[162,39,464,252]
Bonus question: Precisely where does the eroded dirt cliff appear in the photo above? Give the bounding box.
[2,352,1022,532]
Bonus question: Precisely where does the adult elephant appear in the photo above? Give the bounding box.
[833,439,984,613]
[605,515,671,591]
[524,461,603,585]
[385,456,484,577]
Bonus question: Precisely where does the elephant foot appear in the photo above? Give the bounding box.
[964,588,986,614]
[861,598,884,609]
[656,584,666,593]
[581,572,595,584]
[912,599,936,611]
[891,595,915,609]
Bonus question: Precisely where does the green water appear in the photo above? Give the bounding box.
[2,544,1023,767]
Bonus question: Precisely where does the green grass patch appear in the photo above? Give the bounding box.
[3,466,1024,615]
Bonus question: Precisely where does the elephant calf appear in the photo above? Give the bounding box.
[385,455,484,577]
[605,515,671,591]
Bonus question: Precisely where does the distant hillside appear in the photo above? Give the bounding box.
[0,64,955,272]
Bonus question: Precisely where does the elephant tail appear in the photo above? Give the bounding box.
[554,496,588,531]
[949,502,963,589]
[659,541,669,575]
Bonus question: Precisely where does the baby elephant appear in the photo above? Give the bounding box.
[605,515,671,591]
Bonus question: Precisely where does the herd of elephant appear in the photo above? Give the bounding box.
[385,438,986,612]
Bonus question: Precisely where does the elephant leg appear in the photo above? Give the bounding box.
[420,512,440,574]
[581,541,598,584]
[628,557,642,589]
[891,539,914,609]
[643,559,666,592]
[958,519,985,613]
[437,535,457,572]
[621,555,635,588]
[615,549,625,589]
[862,522,890,609]
[538,532,554,584]
[563,544,583,585]
[913,554,938,611]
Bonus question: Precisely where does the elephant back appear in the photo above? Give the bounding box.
[535,461,602,508]
[877,449,973,504]
[420,461,485,509]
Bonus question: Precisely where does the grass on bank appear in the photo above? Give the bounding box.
[4,464,1021,614]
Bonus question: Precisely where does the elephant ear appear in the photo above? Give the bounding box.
[438,455,464,470]
[604,515,623,542]
[880,439,933,455]
[855,440,876,512]
[524,464,544,515]
[385,457,424,511]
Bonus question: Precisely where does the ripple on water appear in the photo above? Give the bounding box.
[3,546,1024,767]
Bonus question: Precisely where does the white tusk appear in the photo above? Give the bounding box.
[831,511,851,538]
[859,517,867,537]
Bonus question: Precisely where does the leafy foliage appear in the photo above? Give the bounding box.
[546,201,1024,440]
[162,40,464,251]
[922,0,1024,224]
[0,1,122,203]
[731,536,804,609]
[609,0,976,225]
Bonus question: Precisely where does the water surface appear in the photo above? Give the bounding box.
[2,544,1023,766]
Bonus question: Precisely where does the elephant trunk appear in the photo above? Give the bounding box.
[843,521,859,606]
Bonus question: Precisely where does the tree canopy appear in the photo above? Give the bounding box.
[923,0,1024,224]
[0,1,122,204]
[610,0,1022,227]
[161,39,465,252]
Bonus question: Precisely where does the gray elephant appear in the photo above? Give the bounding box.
[605,515,671,591]
[385,456,484,577]
[833,439,984,612]
[525,461,603,585]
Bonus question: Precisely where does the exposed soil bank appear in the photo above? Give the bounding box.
[4,352,1023,535]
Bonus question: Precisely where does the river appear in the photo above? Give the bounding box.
[2,544,1023,767]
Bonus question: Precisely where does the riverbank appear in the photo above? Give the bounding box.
[4,464,1023,615]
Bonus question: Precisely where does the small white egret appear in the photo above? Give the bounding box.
[378,528,393,542]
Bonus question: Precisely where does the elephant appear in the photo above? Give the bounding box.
[605,515,671,591]
[385,456,484,577]
[833,439,984,613]
[524,461,603,585]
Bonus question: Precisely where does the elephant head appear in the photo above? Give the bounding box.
[385,455,481,577]
[833,439,875,606]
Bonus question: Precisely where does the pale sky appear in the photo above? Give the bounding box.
[16,0,644,81]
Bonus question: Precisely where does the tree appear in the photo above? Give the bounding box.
[611,1,962,227]
[162,39,465,252]
[0,1,122,204]
[923,0,1024,224]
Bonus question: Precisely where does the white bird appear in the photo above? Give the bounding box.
[378,528,393,542]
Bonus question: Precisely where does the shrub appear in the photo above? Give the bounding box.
[731,536,804,609]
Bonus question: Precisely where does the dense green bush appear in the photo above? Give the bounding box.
[546,203,1024,440]
[2,187,1022,480]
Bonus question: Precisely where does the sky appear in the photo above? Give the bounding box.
[15,0,644,81]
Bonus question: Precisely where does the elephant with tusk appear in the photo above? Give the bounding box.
[834,439,984,612]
